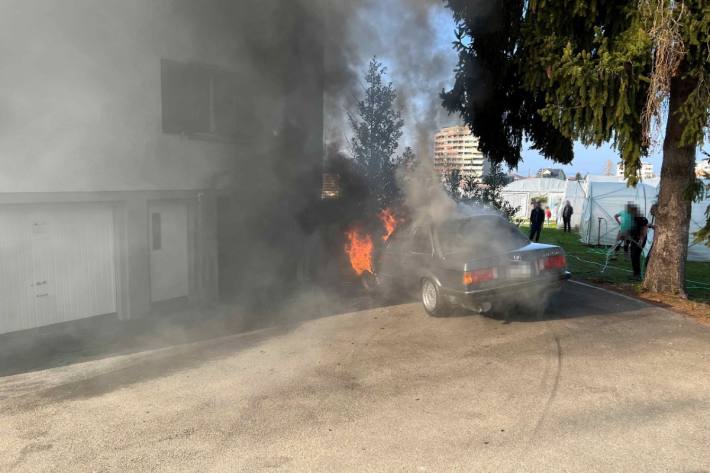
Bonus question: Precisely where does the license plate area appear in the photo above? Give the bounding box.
[507,263,532,279]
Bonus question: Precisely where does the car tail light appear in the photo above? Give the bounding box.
[463,267,497,285]
[542,254,566,270]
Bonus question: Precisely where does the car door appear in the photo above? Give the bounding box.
[376,227,409,289]
[404,226,435,290]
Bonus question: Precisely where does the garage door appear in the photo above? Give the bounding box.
[0,203,117,334]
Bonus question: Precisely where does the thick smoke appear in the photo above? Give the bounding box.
[324,0,458,160]
[0,0,490,337]
[0,0,553,381]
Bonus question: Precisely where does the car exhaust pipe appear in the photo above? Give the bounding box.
[461,301,492,314]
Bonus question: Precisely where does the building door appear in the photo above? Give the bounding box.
[0,203,117,334]
[149,201,189,303]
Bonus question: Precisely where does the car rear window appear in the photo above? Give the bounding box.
[436,216,528,255]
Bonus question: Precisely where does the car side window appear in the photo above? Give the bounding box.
[411,227,431,254]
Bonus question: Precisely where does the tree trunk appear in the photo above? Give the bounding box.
[642,66,697,297]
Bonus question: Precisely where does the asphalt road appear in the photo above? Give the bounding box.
[1,281,709,472]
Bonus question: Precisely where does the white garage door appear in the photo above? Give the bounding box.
[0,203,117,334]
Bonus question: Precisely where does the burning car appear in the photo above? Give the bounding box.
[365,210,571,317]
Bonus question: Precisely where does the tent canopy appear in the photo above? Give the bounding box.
[502,178,567,220]
[688,180,710,262]
[556,180,587,228]
[579,180,656,246]
[578,178,710,262]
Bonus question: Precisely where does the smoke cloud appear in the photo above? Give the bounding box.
[0,0,496,343]
[323,0,459,160]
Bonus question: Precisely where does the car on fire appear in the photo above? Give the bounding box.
[370,210,571,317]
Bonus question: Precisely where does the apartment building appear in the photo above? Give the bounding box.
[616,161,655,180]
[434,125,490,179]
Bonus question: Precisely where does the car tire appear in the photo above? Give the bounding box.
[421,278,448,317]
[360,271,379,294]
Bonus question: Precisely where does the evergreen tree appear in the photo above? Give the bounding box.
[443,0,710,297]
[445,168,463,200]
[461,163,520,221]
[350,58,404,206]
[398,146,417,173]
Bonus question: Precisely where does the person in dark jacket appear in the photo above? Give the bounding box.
[529,200,545,242]
[562,201,574,232]
[628,205,649,280]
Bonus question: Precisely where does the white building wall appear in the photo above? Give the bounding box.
[0,0,284,193]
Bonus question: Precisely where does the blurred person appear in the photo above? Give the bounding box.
[545,206,552,224]
[529,200,545,242]
[645,201,659,264]
[562,200,574,232]
[611,202,634,257]
[628,205,649,280]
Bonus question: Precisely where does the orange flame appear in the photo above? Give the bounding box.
[345,228,374,275]
[379,208,398,241]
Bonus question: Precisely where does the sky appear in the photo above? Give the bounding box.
[348,0,666,177]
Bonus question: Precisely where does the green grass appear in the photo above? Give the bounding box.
[520,226,710,303]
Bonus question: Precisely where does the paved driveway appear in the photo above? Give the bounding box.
[1,282,709,472]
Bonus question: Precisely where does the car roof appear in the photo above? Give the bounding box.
[413,202,501,224]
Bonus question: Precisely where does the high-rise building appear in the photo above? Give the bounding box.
[434,125,490,179]
[616,161,655,180]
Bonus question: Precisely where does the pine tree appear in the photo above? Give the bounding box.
[350,58,404,206]
[443,0,710,297]
[461,163,520,221]
[445,168,463,200]
[397,146,417,173]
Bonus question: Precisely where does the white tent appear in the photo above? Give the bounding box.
[688,180,710,262]
[579,180,656,246]
[501,178,567,221]
[578,178,710,262]
[556,180,587,229]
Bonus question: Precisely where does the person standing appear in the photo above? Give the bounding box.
[529,200,545,242]
[612,203,633,256]
[628,205,649,280]
[562,200,574,232]
[545,206,552,225]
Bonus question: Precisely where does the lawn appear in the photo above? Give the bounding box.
[520,226,710,303]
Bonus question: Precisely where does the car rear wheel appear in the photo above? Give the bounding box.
[421,279,447,317]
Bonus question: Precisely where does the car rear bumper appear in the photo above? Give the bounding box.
[442,271,571,308]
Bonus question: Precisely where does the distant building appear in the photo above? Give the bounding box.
[434,125,490,180]
[536,168,567,180]
[696,159,710,178]
[617,161,655,180]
